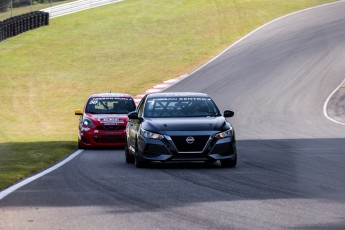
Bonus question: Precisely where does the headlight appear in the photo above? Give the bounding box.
[140,128,164,140]
[215,127,233,139]
[82,118,94,127]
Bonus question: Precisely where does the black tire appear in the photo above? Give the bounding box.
[77,141,85,149]
[206,159,217,164]
[220,154,237,168]
[125,144,134,164]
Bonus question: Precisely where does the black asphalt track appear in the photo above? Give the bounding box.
[1,2,345,229]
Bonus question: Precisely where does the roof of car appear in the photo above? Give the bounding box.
[89,93,133,98]
[147,92,209,98]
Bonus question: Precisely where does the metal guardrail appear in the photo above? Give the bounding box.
[40,0,123,18]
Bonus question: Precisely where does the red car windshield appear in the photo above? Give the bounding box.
[85,97,136,114]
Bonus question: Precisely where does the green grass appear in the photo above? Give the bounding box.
[0,141,75,187]
[0,0,336,190]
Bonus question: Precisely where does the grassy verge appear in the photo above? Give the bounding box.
[0,0,336,190]
[0,141,75,188]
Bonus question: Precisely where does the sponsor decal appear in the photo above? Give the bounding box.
[148,97,211,103]
[89,97,133,105]
[89,99,99,104]
[81,127,90,131]
[98,117,124,124]
[94,114,127,117]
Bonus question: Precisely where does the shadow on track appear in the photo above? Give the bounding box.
[1,138,345,209]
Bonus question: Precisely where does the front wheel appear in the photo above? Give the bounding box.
[125,144,134,164]
[135,154,149,168]
[77,140,86,149]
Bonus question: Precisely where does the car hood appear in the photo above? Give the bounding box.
[142,116,230,134]
[85,113,128,125]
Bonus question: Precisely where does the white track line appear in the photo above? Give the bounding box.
[0,149,83,200]
[1,0,345,200]
[323,78,345,126]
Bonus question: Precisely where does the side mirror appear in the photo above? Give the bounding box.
[75,109,83,116]
[224,110,234,118]
[128,111,139,120]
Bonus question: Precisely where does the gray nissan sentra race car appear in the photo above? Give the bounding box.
[125,92,237,168]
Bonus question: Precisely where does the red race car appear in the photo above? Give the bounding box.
[75,93,136,148]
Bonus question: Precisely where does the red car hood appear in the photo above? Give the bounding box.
[85,113,129,126]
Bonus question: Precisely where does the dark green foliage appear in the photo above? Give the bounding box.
[12,0,30,8]
[0,0,11,13]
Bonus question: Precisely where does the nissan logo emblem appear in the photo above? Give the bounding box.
[186,136,195,144]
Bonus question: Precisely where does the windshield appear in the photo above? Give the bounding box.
[85,97,136,114]
[144,97,221,118]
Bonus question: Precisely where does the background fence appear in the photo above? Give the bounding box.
[0,0,121,42]
[0,0,75,21]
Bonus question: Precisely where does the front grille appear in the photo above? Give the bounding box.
[170,135,210,152]
[96,125,126,131]
[95,135,123,143]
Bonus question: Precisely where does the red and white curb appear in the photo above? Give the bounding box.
[134,74,188,105]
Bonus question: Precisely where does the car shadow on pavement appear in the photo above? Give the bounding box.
[1,138,345,208]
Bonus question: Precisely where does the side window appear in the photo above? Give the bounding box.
[137,95,147,117]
